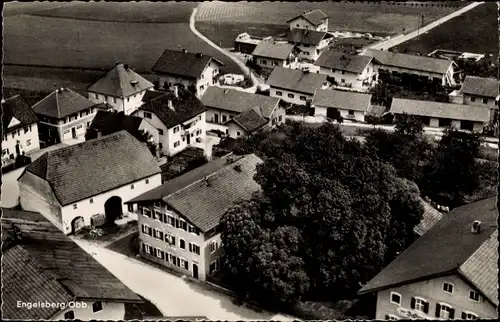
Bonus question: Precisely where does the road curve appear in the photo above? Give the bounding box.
[369,2,485,51]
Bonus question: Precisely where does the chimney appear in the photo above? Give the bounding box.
[233,164,242,172]
[204,177,211,187]
[174,85,179,98]
[471,220,482,234]
[124,64,129,70]
[182,49,188,54]
[168,99,174,111]
[60,87,65,92]
[196,52,203,58]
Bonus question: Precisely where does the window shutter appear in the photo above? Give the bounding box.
[423,301,429,314]
[176,219,179,228]
[177,257,180,266]
[172,236,176,245]
[449,309,455,319]
[161,251,165,260]
[385,315,389,320]
[159,231,164,240]
[189,243,192,252]
[148,227,152,235]
[410,297,416,309]
[461,312,467,319]
[435,303,441,317]
[142,243,146,252]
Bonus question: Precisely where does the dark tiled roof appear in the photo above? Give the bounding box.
[413,200,444,236]
[152,49,223,79]
[312,89,372,112]
[286,29,329,46]
[2,95,39,133]
[252,41,295,60]
[461,76,500,98]
[32,87,96,119]
[139,89,207,129]
[201,87,280,118]
[287,9,328,26]
[315,49,374,73]
[267,67,327,95]
[88,63,153,97]
[142,90,165,102]
[228,109,268,133]
[364,49,453,74]
[1,208,49,222]
[359,197,498,299]
[23,131,161,206]
[86,111,144,141]
[390,98,490,123]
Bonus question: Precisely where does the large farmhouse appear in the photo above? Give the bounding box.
[460,76,500,123]
[312,89,372,122]
[287,9,328,32]
[286,29,333,62]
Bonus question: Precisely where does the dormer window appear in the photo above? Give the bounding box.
[442,282,453,294]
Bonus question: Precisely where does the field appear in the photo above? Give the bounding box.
[393,2,498,56]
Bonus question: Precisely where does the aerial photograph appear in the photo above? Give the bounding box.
[1,1,498,321]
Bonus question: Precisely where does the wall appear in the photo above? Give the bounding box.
[314,106,365,122]
[206,107,239,125]
[60,173,161,234]
[269,105,286,126]
[2,123,40,159]
[235,41,257,55]
[463,94,498,123]
[226,121,248,138]
[318,62,378,90]
[51,301,125,321]
[167,112,207,156]
[203,229,224,277]
[254,56,287,70]
[138,119,160,146]
[375,274,497,320]
[380,65,446,86]
[296,38,330,62]
[88,89,151,115]
[289,17,327,32]
[270,87,314,105]
[160,76,194,93]
[197,60,222,98]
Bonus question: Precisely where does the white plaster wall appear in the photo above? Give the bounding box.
[227,122,247,138]
[198,60,222,98]
[380,65,446,85]
[50,110,97,143]
[88,90,152,115]
[138,119,160,146]
[51,301,125,321]
[167,112,207,156]
[2,123,40,158]
[289,17,327,32]
[270,87,314,105]
[314,106,365,122]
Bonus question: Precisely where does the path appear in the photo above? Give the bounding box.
[190,8,263,88]
[368,2,484,51]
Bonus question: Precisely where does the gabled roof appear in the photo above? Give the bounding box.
[152,49,224,79]
[461,76,500,98]
[252,41,295,60]
[32,87,96,119]
[359,197,498,306]
[139,89,207,129]
[267,67,327,95]
[1,210,141,320]
[312,89,372,112]
[364,49,453,74]
[22,131,161,206]
[2,95,39,133]
[128,154,263,232]
[85,111,145,141]
[390,98,490,123]
[226,108,268,133]
[286,29,330,46]
[315,49,375,73]
[287,9,328,26]
[88,63,153,98]
[201,87,280,118]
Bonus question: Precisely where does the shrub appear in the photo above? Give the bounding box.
[290,301,346,320]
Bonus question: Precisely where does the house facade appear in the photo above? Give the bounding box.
[33,88,98,146]
[133,88,207,156]
[286,29,333,62]
[87,63,154,115]
[287,9,328,32]
[224,109,268,138]
[460,76,500,123]
[234,32,263,55]
[252,41,298,70]
[152,49,224,98]
[2,95,40,167]
[126,154,263,282]
[18,131,162,234]
[312,89,372,122]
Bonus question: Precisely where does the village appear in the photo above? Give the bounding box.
[1,2,498,321]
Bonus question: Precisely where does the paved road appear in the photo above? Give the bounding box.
[368,2,485,51]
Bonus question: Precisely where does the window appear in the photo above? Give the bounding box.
[209,241,217,253]
[222,115,227,122]
[24,126,29,134]
[143,208,152,218]
[179,219,187,231]
[482,98,488,104]
[278,115,283,122]
[411,297,429,314]
[276,91,282,96]
[113,97,117,103]
[390,292,401,305]
[179,258,188,269]
[64,310,75,319]
[159,143,163,149]
[469,290,480,302]
[189,243,200,255]
[168,253,176,264]
[12,132,15,139]
[261,60,267,65]
[340,70,345,75]
[131,184,135,190]
[87,122,91,128]
[153,228,164,240]
[158,129,164,135]
[273,61,278,66]
[188,225,199,235]
[144,243,152,254]
[200,85,204,91]
[348,110,355,116]
[173,126,179,133]
[145,179,150,184]
[439,118,452,127]
[341,78,346,83]
[154,211,162,221]
[174,141,180,148]
[209,260,219,274]
[141,224,150,235]
[237,131,241,136]
[296,24,299,27]
[95,93,99,99]
[77,124,83,129]
[288,93,294,98]
[470,96,476,102]
[165,233,176,246]
[442,282,454,294]
[385,315,399,320]
[26,139,31,146]
[435,303,454,319]
[127,204,134,212]
[167,215,175,226]
[155,248,164,259]
[73,204,78,210]
[300,96,307,101]
[127,97,130,102]
[89,198,94,204]
[460,120,474,131]
[92,301,103,313]
[180,239,186,249]
[144,112,152,119]
[462,312,478,320]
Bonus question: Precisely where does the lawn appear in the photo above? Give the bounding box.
[393,2,498,55]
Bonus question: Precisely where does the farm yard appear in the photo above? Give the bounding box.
[392,2,498,56]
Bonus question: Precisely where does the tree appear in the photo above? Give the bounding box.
[137,130,158,156]
[394,113,424,138]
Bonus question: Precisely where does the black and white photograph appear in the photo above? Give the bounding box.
[1,0,498,320]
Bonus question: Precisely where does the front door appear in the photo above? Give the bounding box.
[193,263,199,279]
[15,144,20,156]
[186,133,191,145]
[214,114,219,124]
[71,127,77,139]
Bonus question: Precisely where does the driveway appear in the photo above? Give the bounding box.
[73,239,296,321]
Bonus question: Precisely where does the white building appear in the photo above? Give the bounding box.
[266,67,328,105]
[87,63,154,115]
[32,88,98,146]
[286,9,328,32]
[2,208,143,321]
[312,89,373,122]
[2,95,40,167]
[132,88,207,157]
[286,29,333,62]
[460,76,500,124]
[251,40,298,70]
[152,49,224,98]
[18,131,162,235]
[315,49,380,90]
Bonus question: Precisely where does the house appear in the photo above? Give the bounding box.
[1,208,142,320]
[87,63,154,115]
[389,98,490,132]
[132,87,207,156]
[267,67,328,105]
[358,197,498,320]
[316,49,380,90]
[32,87,98,146]
[363,49,457,87]
[2,95,40,167]
[125,154,263,282]
[152,49,224,98]
[251,40,298,70]
[460,76,500,123]
[200,87,285,135]
[224,108,269,137]
[286,29,333,62]
[312,89,372,122]
[234,33,264,55]
[17,131,162,235]
[287,9,328,32]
